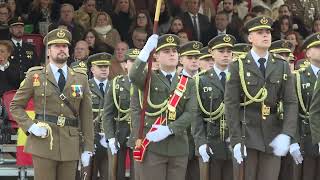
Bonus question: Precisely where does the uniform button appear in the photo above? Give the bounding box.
[41,93,44,96]
[61,103,64,107]
[60,114,64,116]
[247,82,250,85]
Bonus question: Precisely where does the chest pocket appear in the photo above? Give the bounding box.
[91,94,100,106]
[150,85,169,104]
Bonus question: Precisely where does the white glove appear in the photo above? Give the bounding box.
[138,34,159,62]
[289,143,303,164]
[269,134,290,156]
[108,138,120,155]
[81,151,92,167]
[146,125,173,142]
[99,133,108,149]
[318,142,320,154]
[233,143,247,164]
[199,144,213,162]
[28,123,47,137]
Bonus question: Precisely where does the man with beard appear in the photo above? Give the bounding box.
[9,16,39,88]
[10,28,94,180]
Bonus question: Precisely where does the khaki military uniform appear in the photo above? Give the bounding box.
[10,65,94,180]
[89,78,109,180]
[225,52,298,180]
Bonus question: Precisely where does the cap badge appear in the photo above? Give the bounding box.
[223,35,231,43]
[57,30,66,38]
[260,17,268,25]
[166,36,175,43]
[193,42,200,49]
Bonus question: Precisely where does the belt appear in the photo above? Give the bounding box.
[242,105,278,114]
[35,114,78,127]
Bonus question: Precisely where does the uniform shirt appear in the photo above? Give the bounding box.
[11,38,22,47]
[213,64,228,80]
[251,49,269,68]
[94,77,108,92]
[160,69,176,82]
[49,63,68,83]
[310,64,320,78]
[181,69,197,78]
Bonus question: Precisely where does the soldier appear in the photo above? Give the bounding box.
[88,53,112,180]
[10,28,94,180]
[129,34,197,180]
[304,33,320,180]
[199,47,214,72]
[8,16,39,88]
[104,48,140,180]
[232,43,251,59]
[193,34,236,180]
[224,16,298,180]
[270,40,295,72]
[179,41,203,180]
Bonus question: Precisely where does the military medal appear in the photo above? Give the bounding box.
[71,85,83,97]
[33,74,40,87]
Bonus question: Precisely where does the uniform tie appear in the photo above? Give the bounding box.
[99,82,104,96]
[258,58,266,77]
[220,72,226,88]
[16,42,21,51]
[58,69,66,92]
[166,74,172,84]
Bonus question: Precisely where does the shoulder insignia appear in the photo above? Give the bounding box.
[27,66,44,73]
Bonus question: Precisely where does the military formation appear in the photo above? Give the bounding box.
[8,15,320,180]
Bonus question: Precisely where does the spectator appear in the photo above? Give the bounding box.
[108,41,128,79]
[152,0,172,35]
[50,3,85,49]
[8,16,39,88]
[74,0,98,30]
[312,17,320,33]
[129,9,152,36]
[130,28,147,49]
[84,28,114,55]
[93,11,121,49]
[222,0,243,33]
[69,40,90,67]
[28,0,60,34]
[285,31,305,63]
[0,40,17,97]
[273,15,292,40]
[251,5,269,16]
[112,0,136,42]
[180,0,210,44]
[6,0,21,19]
[177,30,189,45]
[0,4,10,40]
[167,16,184,34]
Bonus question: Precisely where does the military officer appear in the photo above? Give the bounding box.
[193,34,236,180]
[8,16,39,88]
[88,53,112,180]
[103,48,140,180]
[224,16,298,180]
[179,41,203,180]
[199,47,214,72]
[129,34,197,180]
[232,43,252,59]
[304,33,320,180]
[10,28,94,180]
[270,40,295,72]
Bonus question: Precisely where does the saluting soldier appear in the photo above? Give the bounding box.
[303,33,320,180]
[193,34,236,180]
[199,47,214,72]
[270,40,295,72]
[103,48,140,180]
[232,43,251,59]
[10,28,94,180]
[224,16,298,180]
[88,53,112,180]
[129,34,197,180]
[179,41,203,180]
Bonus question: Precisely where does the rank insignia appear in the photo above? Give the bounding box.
[26,51,33,59]
[33,74,40,87]
[71,85,83,97]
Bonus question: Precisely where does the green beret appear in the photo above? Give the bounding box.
[302,33,320,50]
[89,52,112,66]
[125,48,140,61]
[44,28,72,46]
[245,16,273,32]
[179,41,203,56]
[199,47,212,60]
[156,34,180,52]
[208,34,236,51]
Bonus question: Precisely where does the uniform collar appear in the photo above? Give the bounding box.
[94,77,108,91]
[181,69,195,78]
[11,38,22,47]
[160,69,176,79]
[310,64,320,77]
[251,49,269,67]
[49,62,68,82]
[213,64,228,79]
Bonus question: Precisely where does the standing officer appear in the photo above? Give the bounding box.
[129,34,197,180]
[224,16,298,180]
[104,48,140,180]
[10,28,94,180]
[194,34,236,180]
[304,33,320,180]
[270,40,295,72]
[9,16,39,88]
[199,47,214,72]
[88,53,111,180]
[232,43,251,59]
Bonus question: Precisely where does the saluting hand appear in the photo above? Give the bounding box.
[138,34,159,62]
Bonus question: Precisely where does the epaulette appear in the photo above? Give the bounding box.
[272,53,286,61]
[73,68,87,75]
[27,66,44,73]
